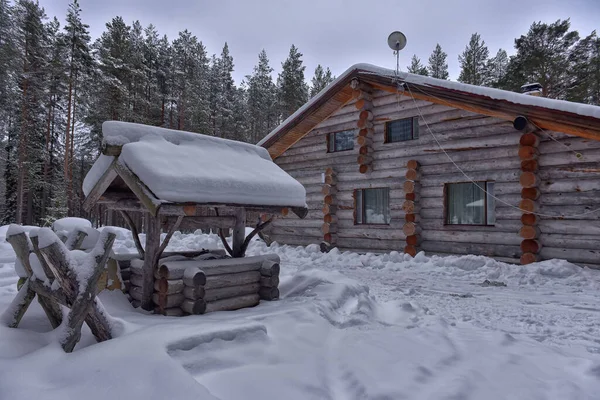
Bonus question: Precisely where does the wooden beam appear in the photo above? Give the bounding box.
[156,215,183,259]
[162,215,237,230]
[142,214,161,311]
[82,158,118,212]
[101,142,123,156]
[119,210,145,258]
[114,160,161,216]
[232,208,246,258]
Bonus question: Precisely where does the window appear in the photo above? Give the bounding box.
[355,188,391,224]
[445,182,495,225]
[385,117,419,143]
[328,130,354,152]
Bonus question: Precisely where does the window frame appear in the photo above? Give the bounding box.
[353,187,391,226]
[384,117,419,144]
[327,130,355,153]
[443,181,495,227]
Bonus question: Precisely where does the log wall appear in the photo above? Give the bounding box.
[269,89,600,269]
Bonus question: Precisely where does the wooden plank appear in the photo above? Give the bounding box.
[114,160,161,216]
[205,271,261,290]
[142,214,161,310]
[82,158,118,212]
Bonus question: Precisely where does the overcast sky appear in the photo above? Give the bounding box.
[40,0,599,84]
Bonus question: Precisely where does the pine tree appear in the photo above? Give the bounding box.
[407,54,428,76]
[485,49,509,88]
[310,64,334,97]
[62,0,92,214]
[458,33,489,85]
[568,31,600,105]
[278,44,308,120]
[210,42,236,139]
[142,24,163,125]
[502,19,579,98]
[246,49,277,143]
[428,44,449,79]
[13,0,49,224]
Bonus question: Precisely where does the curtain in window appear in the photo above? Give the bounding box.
[330,131,354,152]
[364,188,390,223]
[446,182,485,225]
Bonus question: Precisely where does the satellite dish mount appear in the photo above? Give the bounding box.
[387,31,407,78]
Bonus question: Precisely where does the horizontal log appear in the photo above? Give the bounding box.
[539,247,600,265]
[183,268,207,287]
[259,275,279,288]
[205,271,261,290]
[156,262,190,280]
[540,233,600,250]
[324,195,336,205]
[421,230,522,246]
[154,278,184,295]
[152,293,184,309]
[130,273,143,288]
[420,218,522,232]
[181,298,206,315]
[353,89,373,101]
[259,287,280,301]
[186,255,281,277]
[155,307,184,317]
[356,119,373,129]
[405,214,421,223]
[203,282,261,302]
[183,285,206,300]
[405,192,420,201]
[260,260,280,277]
[336,228,405,241]
[359,164,370,174]
[335,237,404,251]
[164,215,237,230]
[421,241,521,259]
[538,220,600,235]
[205,293,260,314]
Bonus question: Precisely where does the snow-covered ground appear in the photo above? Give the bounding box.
[1,228,599,399]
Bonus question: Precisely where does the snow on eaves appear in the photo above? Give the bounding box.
[258,62,600,147]
[83,122,307,208]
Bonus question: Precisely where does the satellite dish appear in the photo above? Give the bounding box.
[387,31,407,51]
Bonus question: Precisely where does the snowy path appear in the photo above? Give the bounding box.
[0,231,599,399]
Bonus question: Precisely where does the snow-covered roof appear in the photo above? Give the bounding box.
[83,121,307,211]
[259,63,600,158]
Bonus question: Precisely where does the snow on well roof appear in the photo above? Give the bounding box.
[259,63,600,153]
[83,121,307,208]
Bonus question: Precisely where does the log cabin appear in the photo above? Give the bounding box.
[259,63,600,269]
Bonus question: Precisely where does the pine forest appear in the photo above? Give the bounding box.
[0,0,598,226]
